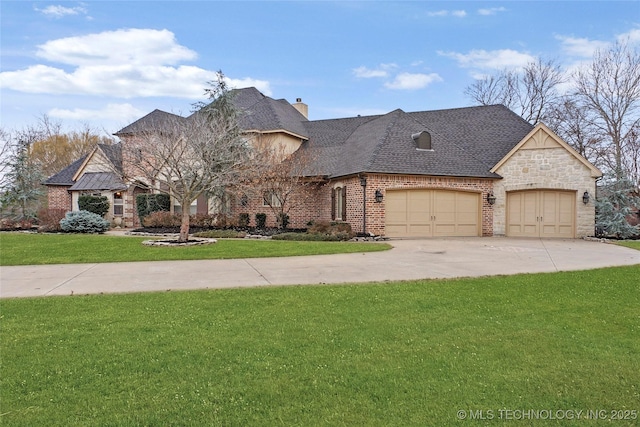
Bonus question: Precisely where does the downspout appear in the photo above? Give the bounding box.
[359,174,367,235]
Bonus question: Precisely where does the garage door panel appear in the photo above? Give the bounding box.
[508,190,575,238]
[386,189,479,237]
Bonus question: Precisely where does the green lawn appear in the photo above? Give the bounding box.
[616,240,640,251]
[2,266,639,426]
[0,233,391,266]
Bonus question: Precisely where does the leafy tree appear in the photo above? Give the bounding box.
[122,72,251,242]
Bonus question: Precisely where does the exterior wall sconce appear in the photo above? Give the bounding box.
[374,189,383,203]
[582,191,590,204]
[486,193,496,205]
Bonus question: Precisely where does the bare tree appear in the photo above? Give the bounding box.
[574,40,640,183]
[29,116,113,177]
[122,72,250,242]
[240,140,318,229]
[465,58,564,124]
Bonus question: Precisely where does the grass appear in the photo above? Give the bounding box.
[2,265,639,426]
[0,233,391,266]
[616,240,640,251]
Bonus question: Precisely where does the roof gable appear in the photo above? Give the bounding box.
[491,123,602,178]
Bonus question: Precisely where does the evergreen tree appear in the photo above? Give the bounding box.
[595,172,640,238]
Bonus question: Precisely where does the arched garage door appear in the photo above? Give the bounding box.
[507,190,575,238]
[385,189,480,237]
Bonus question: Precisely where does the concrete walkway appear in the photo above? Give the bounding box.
[1,237,639,298]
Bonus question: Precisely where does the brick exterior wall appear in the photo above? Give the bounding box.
[493,147,598,237]
[47,186,72,211]
[230,174,496,236]
[358,174,495,236]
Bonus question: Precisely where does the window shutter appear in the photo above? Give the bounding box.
[341,186,347,221]
[331,189,336,220]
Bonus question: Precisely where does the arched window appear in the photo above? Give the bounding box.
[331,186,347,221]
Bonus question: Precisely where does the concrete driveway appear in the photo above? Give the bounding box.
[1,237,639,298]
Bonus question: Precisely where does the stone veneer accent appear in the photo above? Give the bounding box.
[493,147,598,237]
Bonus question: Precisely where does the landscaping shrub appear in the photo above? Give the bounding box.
[136,194,171,220]
[238,213,250,228]
[60,210,110,233]
[142,211,181,228]
[272,232,345,241]
[307,220,355,240]
[78,195,110,217]
[277,212,289,229]
[255,213,267,229]
[190,213,216,228]
[37,208,67,232]
[193,229,247,239]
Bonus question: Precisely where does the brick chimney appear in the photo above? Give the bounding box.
[293,98,308,119]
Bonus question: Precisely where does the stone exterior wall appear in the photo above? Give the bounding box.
[493,147,598,237]
[47,186,72,211]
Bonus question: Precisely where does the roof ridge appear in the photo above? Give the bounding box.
[365,109,405,171]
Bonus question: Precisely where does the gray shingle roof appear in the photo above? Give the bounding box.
[44,154,88,186]
[43,144,123,186]
[68,172,127,191]
[106,87,535,181]
[300,104,534,179]
[229,87,309,137]
[114,109,184,136]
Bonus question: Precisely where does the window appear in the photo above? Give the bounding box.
[113,191,124,216]
[173,199,197,214]
[332,186,347,221]
[263,191,282,207]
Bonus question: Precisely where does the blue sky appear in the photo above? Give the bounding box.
[1,1,639,135]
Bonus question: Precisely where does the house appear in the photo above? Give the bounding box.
[45,87,602,238]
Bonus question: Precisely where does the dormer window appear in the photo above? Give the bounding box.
[412,131,432,150]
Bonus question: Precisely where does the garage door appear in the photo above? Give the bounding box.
[507,190,575,238]
[385,190,480,237]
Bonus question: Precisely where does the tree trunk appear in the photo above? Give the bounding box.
[179,203,190,242]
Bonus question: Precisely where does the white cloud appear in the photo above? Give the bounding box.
[427,10,467,18]
[384,72,443,90]
[618,27,640,45]
[352,64,397,78]
[438,49,535,70]
[0,28,271,99]
[36,29,197,66]
[555,35,609,58]
[35,4,88,18]
[477,7,507,16]
[49,103,145,123]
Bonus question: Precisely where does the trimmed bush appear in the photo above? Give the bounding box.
[78,195,110,217]
[307,221,355,240]
[277,213,289,229]
[238,213,250,228]
[142,211,181,228]
[136,194,171,220]
[255,213,267,229]
[60,210,110,233]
